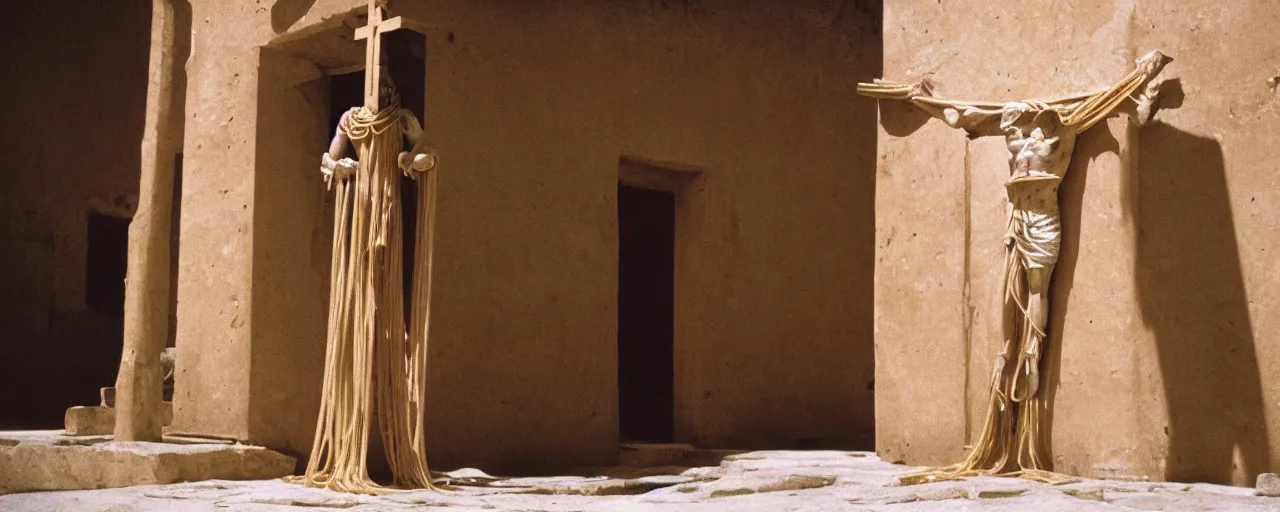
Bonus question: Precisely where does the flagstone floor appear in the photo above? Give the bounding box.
[3,450,1278,511]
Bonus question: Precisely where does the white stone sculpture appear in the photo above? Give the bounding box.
[858,50,1172,483]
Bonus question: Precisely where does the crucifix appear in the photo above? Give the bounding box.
[294,0,444,494]
[859,50,1172,484]
[355,0,404,110]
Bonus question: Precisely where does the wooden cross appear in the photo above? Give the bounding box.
[354,0,404,110]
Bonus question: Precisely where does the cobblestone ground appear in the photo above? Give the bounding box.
[4,451,1279,511]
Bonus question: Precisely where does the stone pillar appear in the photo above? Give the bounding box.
[114,0,183,442]
[168,2,263,443]
[170,2,343,459]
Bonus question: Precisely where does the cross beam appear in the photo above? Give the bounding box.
[354,0,427,110]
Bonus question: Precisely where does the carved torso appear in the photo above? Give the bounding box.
[1000,103,1077,183]
[339,107,423,149]
[998,103,1075,269]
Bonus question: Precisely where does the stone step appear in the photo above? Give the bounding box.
[99,385,174,408]
[617,443,745,468]
[0,430,295,494]
[64,402,173,436]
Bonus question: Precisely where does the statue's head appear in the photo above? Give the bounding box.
[1135,50,1172,77]
[999,102,1033,134]
[378,66,400,110]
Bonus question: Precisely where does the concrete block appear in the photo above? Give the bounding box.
[64,402,173,436]
[0,431,295,494]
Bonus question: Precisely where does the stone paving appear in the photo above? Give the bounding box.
[4,450,1280,511]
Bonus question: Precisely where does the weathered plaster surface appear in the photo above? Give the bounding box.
[875,0,1280,486]
[0,1,151,428]
[398,0,880,472]
[173,0,880,473]
[171,0,366,453]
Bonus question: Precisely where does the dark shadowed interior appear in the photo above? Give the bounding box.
[617,184,676,443]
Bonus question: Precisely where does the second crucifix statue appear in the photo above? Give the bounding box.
[859,50,1172,484]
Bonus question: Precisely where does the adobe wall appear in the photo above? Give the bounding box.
[0,1,151,427]
[170,0,362,453]
[176,0,880,472]
[401,0,880,471]
[874,0,1280,486]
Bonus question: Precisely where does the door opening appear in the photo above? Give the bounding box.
[617,184,675,443]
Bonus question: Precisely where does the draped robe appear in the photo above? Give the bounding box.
[294,102,439,494]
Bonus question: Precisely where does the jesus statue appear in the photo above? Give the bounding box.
[858,50,1171,483]
[294,68,442,494]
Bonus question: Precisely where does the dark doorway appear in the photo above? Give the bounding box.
[85,213,131,317]
[167,153,183,351]
[617,184,675,442]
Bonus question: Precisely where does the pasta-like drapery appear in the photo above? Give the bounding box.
[858,51,1170,485]
[288,101,440,494]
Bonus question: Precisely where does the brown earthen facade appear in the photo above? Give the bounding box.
[1,0,880,473]
[12,0,1279,492]
[0,1,152,429]
[874,0,1280,487]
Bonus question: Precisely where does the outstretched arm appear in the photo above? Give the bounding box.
[858,79,1008,136]
[858,50,1171,136]
[1058,50,1171,131]
[320,110,358,188]
[397,110,438,176]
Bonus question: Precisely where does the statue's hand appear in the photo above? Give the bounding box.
[398,150,437,175]
[411,153,434,171]
[1135,50,1171,74]
[321,153,359,186]
[1131,79,1165,126]
[335,158,358,178]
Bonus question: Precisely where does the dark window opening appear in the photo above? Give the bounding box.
[86,212,131,316]
[617,184,675,442]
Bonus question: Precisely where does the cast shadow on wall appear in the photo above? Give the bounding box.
[874,80,1269,484]
[877,99,931,138]
[1132,119,1269,484]
[1041,83,1268,484]
[272,0,317,33]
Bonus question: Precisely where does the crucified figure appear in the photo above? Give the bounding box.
[859,50,1172,483]
[321,70,436,187]
[295,68,443,494]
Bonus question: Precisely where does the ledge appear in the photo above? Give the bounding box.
[0,431,295,494]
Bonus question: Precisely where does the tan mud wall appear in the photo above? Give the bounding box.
[874,0,1280,486]
[404,0,879,472]
[171,0,359,452]
[175,0,879,472]
[0,2,151,427]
